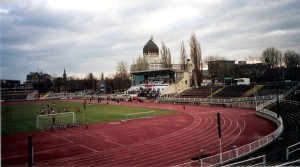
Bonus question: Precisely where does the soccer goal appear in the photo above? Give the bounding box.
[36,112,76,129]
[124,111,155,122]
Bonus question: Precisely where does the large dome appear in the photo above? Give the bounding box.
[143,37,159,55]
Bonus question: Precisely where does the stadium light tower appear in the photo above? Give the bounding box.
[217,113,222,164]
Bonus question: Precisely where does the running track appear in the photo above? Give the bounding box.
[1,100,277,166]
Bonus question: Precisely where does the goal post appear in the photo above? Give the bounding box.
[36,112,76,129]
[124,111,155,122]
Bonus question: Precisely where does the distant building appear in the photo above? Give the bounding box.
[172,64,181,70]
[98,81,107,94]
[26,71,52,92]
[143,36,162,70]
[238,61,247,65]
[135,36,188,71]
[207,60,235,83]
[26,71,51,83]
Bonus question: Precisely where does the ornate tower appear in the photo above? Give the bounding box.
[143,36,161,70]
[63,68,67,91]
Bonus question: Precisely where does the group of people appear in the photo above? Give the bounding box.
[39,102,89,128]
[40,103,56,115]
[40,103,71,115]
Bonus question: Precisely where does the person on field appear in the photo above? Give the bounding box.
[52,114,56,124]
[85,121,89,129]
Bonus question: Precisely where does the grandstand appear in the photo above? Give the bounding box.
[128,68,190,98]
[213,85,253,98]
[1,91,33,101]
[180,86,223,98]
[0,79,35,101]
[255,81,297,96]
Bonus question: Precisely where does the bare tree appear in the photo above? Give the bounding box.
[167,48,172,68]
[180,41,188,70]
[100,73,104,82]
[116,61,128,76]
[160,42,172,68]
[130,55,149,72]
[261,47,282,80]
[189,32,203,87]
[204,55,225,65]
[246,55,261,64]
[115,61,131,92]
[284,50,299,68]
[83,73,98,91]
[261,47,282,69]
[284,50,300,80]
[104,74,115,93]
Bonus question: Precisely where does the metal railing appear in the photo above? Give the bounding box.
[276,159,300,167]
[221,155,266,167]
[282,100,300,106]
[157,95,279,103]
[286,141,300,161]
[176,98,284,167]
[283,82,300,98]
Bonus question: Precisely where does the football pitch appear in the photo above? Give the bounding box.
[1,101,175,135]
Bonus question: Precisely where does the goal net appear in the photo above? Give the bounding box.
[124,111,155,122]
[36,112,76,129]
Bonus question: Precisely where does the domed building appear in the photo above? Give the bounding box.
[143,36,159,55]
[143,36,162,70]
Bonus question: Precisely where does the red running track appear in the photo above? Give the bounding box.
[1,100,277,166]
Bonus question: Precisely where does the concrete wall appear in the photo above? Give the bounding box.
[161,71,190,96]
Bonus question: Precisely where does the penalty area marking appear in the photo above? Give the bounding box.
[78,144,98,152]
[61,137,74,143]
[44,131,58,137]
[86,134,100,139]
[105,139,125,146]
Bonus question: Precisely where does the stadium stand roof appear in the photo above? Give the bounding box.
[131,68,184,75]
[143,37,159,55]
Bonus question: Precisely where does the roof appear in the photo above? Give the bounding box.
[131,68,184,75]
[143,38,159,54]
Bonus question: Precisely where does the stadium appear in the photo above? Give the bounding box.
[1,77,300,166]
[1,36,300,167]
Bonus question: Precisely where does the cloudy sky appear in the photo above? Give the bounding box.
[1,0,300,82]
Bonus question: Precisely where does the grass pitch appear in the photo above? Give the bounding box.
[1,101,175,135]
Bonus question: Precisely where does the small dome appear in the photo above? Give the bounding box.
[143,37,159,55]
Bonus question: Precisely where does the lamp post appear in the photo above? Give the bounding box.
[254,84,257,109]
[211,88,213,102]
[186,59,191,71]
[199,149,204,161]
[186,59,191,88]
[232,144,237,162]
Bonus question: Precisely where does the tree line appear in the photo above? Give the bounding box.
[31,32,299,93]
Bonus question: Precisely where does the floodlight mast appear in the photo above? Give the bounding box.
[217,113,222,164]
